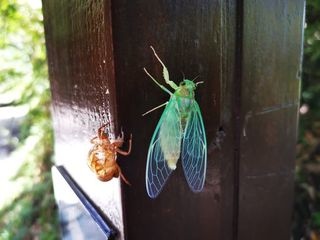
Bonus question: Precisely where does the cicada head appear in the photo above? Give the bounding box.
[179,79,196,90]
[177,79,201,98]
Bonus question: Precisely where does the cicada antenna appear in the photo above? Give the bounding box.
[181,70,186,80]
[191,74,200,82]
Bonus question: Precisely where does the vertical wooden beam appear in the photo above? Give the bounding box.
[42,0,304,239]
[111,1,236,239]
[42,0,125,238]
[237,1,305,239]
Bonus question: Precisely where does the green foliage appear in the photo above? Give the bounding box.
[0,0,59,239]
[299,0,320,136]
[293,0,320,239]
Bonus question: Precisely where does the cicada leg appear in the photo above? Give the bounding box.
[116,134,132,156]
[142,101,168,116]
[143,68,172,95]
[98,123,109,138]
[150,46,178,91]
[90,136,99,144]
[119,170,131,185]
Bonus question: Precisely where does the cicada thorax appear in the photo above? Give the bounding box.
[175,81,196,128]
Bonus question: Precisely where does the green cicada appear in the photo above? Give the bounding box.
[144,46,207,198]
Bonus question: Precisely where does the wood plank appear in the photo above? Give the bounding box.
[111,1,236,239]
[42,0,304,239]
[42,0,125,238]
[237,1,304,239]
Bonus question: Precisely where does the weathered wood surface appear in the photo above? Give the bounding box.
[111,0,237,239]
[237,1,304,240]
[42,0,304,239]
[42,0,125,238]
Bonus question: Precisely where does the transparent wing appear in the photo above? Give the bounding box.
[146,97,182,198]
[182,101,207,192]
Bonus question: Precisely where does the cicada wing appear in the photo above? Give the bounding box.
[146,98,182,198]
[182,101,207,192]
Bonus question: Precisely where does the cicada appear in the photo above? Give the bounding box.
[88,123,132,184]
[144,46,207,198]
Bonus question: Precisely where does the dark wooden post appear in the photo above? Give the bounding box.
[42,0,304,239]
[237,1,305,239]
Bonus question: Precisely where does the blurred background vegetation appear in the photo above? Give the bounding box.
[0,0,318,239]
[293,0,320,239]
[0,0,58,239]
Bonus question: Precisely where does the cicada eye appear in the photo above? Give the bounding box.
[180,81,186,86]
